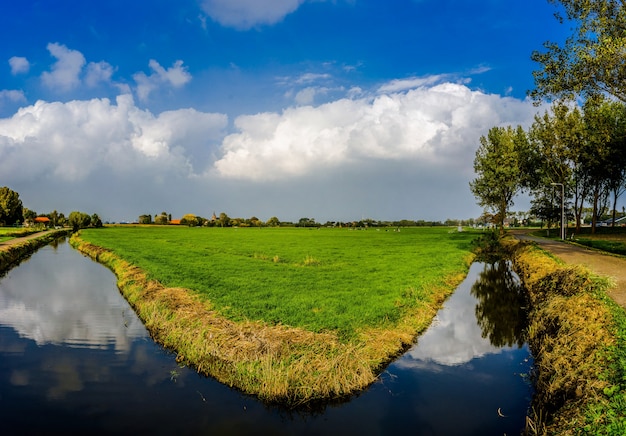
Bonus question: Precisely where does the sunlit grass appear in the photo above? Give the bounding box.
[79,226,477,337]
[512,238,626,434]
[573,234,626,256]
[0,227,38,242]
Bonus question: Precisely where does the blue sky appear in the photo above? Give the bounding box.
[0,0,572,223]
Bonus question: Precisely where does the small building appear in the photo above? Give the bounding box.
[34,216,50,227]
[169,219,181,225]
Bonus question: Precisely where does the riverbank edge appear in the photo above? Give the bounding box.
[0,230,70,274]
[506,237,626,434]
[69,233,474,406]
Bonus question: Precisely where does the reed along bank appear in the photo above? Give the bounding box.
[506,237,626,435]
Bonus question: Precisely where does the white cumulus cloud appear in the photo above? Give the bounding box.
[214,82,540,181]
[41,43,86,92]
[85,61,116,87]
[0,90,26,104]
[200,0,306,29]
[133,60,192,102]
[0,95,227,183]
[9,56,30,75]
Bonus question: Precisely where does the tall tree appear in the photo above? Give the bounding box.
[470,126,525,236]
[531,0,626,103]
[0,187,23,226]
[526,103,584,232]
[601,100,626,226]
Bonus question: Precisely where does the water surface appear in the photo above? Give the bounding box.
[0,241,532,435]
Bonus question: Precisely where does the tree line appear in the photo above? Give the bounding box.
[136,213,470,228]
[472,0,626,236]
[471,97,626,235]
[0,186,102,231]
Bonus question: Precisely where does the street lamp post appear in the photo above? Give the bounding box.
[551,182,565,240]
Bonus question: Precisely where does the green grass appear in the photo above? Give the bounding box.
[0,227,39,242]
[583,296,626,434]
[79,226,478,337]
[575,239,626,256]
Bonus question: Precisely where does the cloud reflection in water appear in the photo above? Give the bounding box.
[396,261,526,370]
[0,241,147,351]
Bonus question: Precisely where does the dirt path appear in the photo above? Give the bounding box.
[0,230,59,250]
[511,230,626,309]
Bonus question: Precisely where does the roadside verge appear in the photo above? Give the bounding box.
[507,237,626,434]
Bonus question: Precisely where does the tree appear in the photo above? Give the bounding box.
[266,216,281,227]
[155,212,169,225]
[218,212,230,227]
[581,98,610,231]
[22,207,37,226]
[138,214,152,224]
[600,100,626,226]
[531,0,626,103]
[297,217,318,227]
[91,213,103,228]
[525,103,584,232]
[180,214,199,226]
[0,187,23,226]
[470,126,525,236]
[49,210,59,227]
[68,211,92,231]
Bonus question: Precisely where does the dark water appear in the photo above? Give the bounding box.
[0,240,532,435]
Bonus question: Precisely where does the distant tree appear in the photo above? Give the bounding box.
[218,212,230,227]
[68,211,92,232]
[247,216,262,227]
[155,212,169,225]
[91,213,103,228]
[0,186,23,226]
[180,214,199,227]
[266,216,281,227]
[470,126,525,236]
[531,0,626,103]
[57,212,67,227]
[138,214,152,224]
[297,217,318,227]
[49,210,59,227]
[22,207,37,226]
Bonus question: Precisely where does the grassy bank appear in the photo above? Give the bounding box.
[0,229,69,274]
[0,227,40,243]
[508,238,626,434]
[72,226,477,405]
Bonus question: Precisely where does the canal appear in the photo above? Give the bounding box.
[0,239,532,435]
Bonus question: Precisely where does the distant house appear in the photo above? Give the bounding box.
[34,216,50,227]
[170,219,181,225]
[596,216,626,227]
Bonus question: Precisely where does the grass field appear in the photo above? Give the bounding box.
[572,230,626,256]
[79,226,478,338]
[0,227,39,243]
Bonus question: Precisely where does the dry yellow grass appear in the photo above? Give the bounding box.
[509,237,616,434]
[71,234,470,405]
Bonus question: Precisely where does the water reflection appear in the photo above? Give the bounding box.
[472,260,527,348]
[401,262,526,368]
[0,244,532,435]
[0,239,146,350]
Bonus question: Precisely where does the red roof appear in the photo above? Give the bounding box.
[170,219,181,225]
[34,217,50,223]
